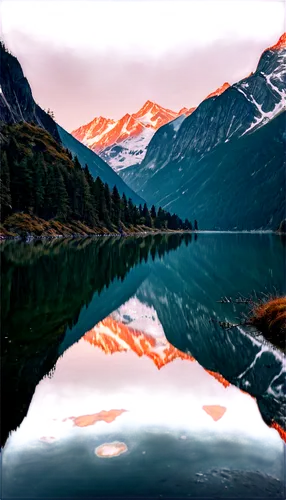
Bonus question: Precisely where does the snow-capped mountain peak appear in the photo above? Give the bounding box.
[72,100,192,171]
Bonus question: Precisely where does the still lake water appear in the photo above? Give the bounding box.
[1,233,285,499]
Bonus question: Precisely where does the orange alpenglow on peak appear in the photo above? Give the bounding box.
[71,100,191,152]
[205,82,231,100]
[178,106,196,117]
[265,33,286,52]
[83,317,195,369]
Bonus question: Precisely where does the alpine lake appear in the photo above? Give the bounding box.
[1,232,285,499]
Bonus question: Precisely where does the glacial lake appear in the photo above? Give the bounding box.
[1,233,285,499]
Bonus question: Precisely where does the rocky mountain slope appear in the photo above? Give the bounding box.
[72,100,195,171]
[56,124,144,204]
[0,42,143,205]
[120,34,286,230]
[0,42,60,142]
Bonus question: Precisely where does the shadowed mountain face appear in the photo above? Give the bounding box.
[131,234,285,432]
[56,124,144,204]
[0,42,60,142]
[0,234,188,447]
[63,233,285,436]
[120,36,286,230]
[0,43,143,204]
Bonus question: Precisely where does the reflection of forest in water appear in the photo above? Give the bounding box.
[1,234,192,446]
[1,233,285,447]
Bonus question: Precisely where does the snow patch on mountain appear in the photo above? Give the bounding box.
[72,100,193,171]
[100,128,155,172]
[111,296,165,339]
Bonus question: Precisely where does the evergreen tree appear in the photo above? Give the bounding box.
[121,193,129,224]
[33,153,45,216]
[12,156,34,212]
[142,203,149,219]
[128,198,135,225]
[0,151,12,220]
[150,205,156,219]
[46,108,55,119]
[54,166,69,219]
[157,207,167,229]
[94,177,109,224]
[194,219,198,231]
[145,209,152,227]
[104,183,112,220]
[80,170,92,221]
[73,156,82,170]
[132,205,139,225]
[183,218,192,231]
[141,202,151,226]
[154,216,162,229]
[0,122,201,235]
[44,165,58,218]
[84,164,94,187]
[111,185,121,225]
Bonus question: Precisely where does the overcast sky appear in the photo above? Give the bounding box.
[0,0,284,131]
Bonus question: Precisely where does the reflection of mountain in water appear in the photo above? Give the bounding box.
[1,234,189,447]
[84,317,195,368]
[77,234,286,437]
[2,233,285,447]
[125,234,285,436]
[84,316,231,391]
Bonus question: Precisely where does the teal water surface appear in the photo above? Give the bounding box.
[1,233,285,499]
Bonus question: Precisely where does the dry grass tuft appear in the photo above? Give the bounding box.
[249,297,286,350]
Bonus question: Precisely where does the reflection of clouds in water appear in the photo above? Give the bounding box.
[5,335,283,457]
[11,386,279,443]
[40,340,214,399]
[95,441,128,458]
[39,436,57,444]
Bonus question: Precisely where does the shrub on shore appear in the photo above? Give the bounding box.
[249,297,286,350]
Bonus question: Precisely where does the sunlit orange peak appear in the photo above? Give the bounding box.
[205,82,230,100]
[84,317,194,369]
[266,33,286,52]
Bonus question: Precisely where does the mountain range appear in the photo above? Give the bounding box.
[117,33,286,230]
[60,233,285,439]
[71,85,234,173]
[72,100,195,171]
[0,42,143,206]
[84,315,231,392]
[71,34,285,231]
